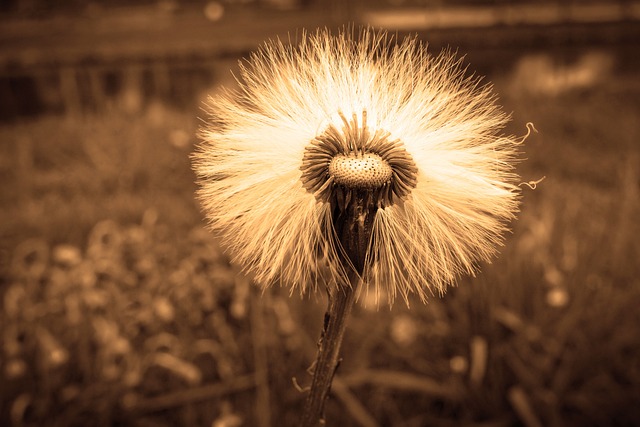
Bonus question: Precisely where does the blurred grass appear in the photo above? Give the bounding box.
[1,59,640,427]
[0,103,200,256]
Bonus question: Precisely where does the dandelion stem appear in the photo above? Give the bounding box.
[300,276,358,426]
[300,192,374,426]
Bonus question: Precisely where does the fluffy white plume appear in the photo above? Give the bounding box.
[193,27,521,305]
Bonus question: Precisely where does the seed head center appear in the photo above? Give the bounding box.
[329,152,392,189]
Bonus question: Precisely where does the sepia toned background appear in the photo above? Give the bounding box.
[1,0,639,426]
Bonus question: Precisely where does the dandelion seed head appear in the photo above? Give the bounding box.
[193,27,522,305]
[300,110,418,210]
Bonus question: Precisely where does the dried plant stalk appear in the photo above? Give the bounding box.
[301,189,373,425]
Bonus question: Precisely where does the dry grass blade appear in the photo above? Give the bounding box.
[341,370,464,400]
[124,374,256,414]
[251,291,272,427]
[508,386,543,427]
[331,377,380,427]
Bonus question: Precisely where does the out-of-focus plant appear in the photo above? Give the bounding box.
[1,211,250,426]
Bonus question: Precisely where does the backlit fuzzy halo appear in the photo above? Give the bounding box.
[193,27,521,304]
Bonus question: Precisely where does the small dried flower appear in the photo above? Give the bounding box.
[193,27,521,304]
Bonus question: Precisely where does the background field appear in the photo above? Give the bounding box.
[1,1,640,426]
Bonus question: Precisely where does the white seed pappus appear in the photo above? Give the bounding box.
[193,27,522,305]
